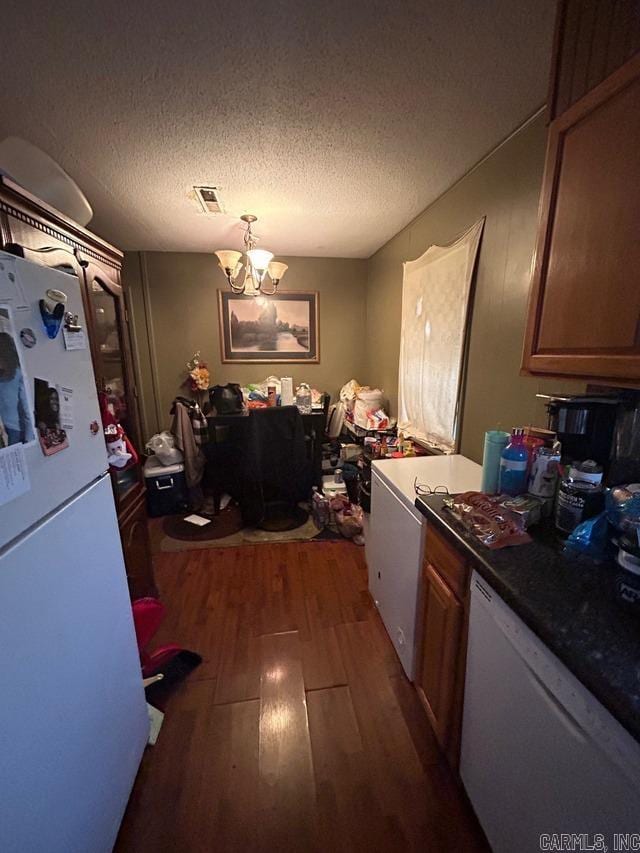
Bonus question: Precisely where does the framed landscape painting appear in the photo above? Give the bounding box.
[218,291,319,363]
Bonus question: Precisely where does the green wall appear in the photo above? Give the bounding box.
[364,111,585,463]
[124,252,367,439]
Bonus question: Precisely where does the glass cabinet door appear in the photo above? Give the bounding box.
[86,269,141,505]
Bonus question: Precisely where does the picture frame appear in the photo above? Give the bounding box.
[218,290,319,364]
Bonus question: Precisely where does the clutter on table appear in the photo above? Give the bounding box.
[215,376,326,413]
[209,383,244,414]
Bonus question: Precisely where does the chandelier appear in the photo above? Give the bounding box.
[214,214,288,296]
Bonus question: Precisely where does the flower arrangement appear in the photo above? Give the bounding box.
[186,351,210,393]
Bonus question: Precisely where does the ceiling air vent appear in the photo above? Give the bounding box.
[193,185,224,214]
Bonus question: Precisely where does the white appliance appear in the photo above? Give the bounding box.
[365,454,481,678]
[0,255,148,853]
[461,572,640,853]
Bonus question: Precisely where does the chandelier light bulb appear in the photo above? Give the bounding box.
[268,261,288,283]
[247,248,274,279]
[214,249,242,273]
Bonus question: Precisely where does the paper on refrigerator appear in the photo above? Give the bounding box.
[62,328,87,351]
[0,443,31,507]
[0,254,29,312]
[59,386,74,431]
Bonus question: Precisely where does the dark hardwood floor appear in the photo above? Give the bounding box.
[115,541,488,852]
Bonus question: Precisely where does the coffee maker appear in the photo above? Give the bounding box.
[538,392,640,485]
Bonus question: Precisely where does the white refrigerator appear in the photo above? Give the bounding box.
[0,254,148,853]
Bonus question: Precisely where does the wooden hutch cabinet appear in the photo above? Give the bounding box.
[522,1,640,384]
[0,177,155,599]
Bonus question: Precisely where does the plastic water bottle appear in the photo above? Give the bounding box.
[498,428,529,496]
[311,487,329,527]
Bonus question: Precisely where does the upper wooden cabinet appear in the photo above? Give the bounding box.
[523,4,640,384]
[548,0,640,121]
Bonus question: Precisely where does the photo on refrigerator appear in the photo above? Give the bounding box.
[0,305,35,450]
[34,377,69,456]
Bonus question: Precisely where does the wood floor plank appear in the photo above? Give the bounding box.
[300,544,344,628]
[388,673,442,770]
[254,544,300,636]
[336,619,488,850]
[307,685,407,852]
[152,549,228,681]
[328,554,373,623]
[213,601,262,704]
[369,607,405,677]
[117,680,260,853]
[116,540,488,852]
[335,620,432,848]
[301,623,347,691]
[258,630,318,850]
[301,545,348,690]
[185,695,260,851]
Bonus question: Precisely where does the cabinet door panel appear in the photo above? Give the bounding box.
[418,563,463,748]
[82,260,144,511]
[539,77,640,352]
[523,54,640,382]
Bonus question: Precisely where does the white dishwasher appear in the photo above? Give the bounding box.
[461,572,640,853]
[365,454,481,679]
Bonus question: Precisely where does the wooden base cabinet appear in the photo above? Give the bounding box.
[416,525,470,771]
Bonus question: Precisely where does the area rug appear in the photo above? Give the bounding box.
[149,505,341,553]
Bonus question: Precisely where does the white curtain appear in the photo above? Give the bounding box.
[398,219,484,452]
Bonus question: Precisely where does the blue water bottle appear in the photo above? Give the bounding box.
[498,428,529,496]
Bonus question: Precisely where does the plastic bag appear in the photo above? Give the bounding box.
[336,502,364,539]
[564,511,608,561]
[444,492,531,549]
[353,389,388,430]
[339,379,361,412]
[145,431,183,466]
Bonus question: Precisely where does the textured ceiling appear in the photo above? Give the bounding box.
[0,0,555,257]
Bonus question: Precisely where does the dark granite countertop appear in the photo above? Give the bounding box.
[415,494,640,742]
